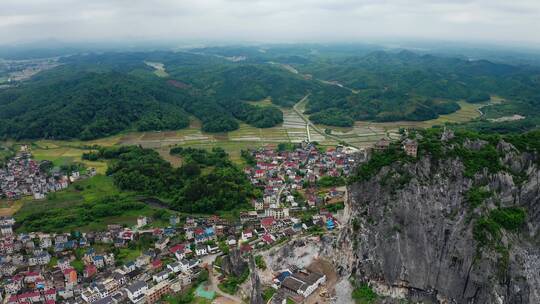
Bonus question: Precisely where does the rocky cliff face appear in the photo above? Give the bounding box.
[338,140,540,304]
[222,249,248,277]
[248,255,264,304]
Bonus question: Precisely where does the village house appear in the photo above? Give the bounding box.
[403,138,418,157]
[178,259,199,272]
[152,270,171,283]
[154,237,169,251]
[28,251,51,266]
[195,244,207,256]
[145,280,171,304]
[136,216,148,228]
[281,269,326,298]
[125,280,147,304]
[374,138,390,152]
[241,229,253,242]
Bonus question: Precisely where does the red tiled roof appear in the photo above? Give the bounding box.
[169,244,185,253]
[62,268,75,275]
[260,217,275,228]
[240,244,252,253]
[261,234,274,243]
[18,291,40,299]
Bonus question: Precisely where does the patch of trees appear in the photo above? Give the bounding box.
[230,103,283,128]
[474,207,526,247]
[466,92,491,103]
[169,147,231,167]
[310,108,354,127]
[350,144,410,182]
[317,176,346,187]
[0,59,308,139]
[85,146,255,213]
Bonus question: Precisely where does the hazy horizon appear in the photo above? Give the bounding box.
[2,0,540,49]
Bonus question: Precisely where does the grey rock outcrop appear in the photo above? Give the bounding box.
[338,141,540,304]
[249,255,264,304]
[222,249,248,277]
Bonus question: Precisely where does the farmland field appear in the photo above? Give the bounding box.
[247,97,274,107]
[31,141,109,174]
[1,99,491,169]
[315,99,492,147]
[0,200,23,217]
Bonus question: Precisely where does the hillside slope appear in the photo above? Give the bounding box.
[0,69,192,139]
[302,51,540,126]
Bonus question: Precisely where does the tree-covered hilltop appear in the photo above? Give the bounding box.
[0,68,191,139]
[83,146,257,213]
[0,53,306,138]
[2,48,540,139]
[301,50,540,127]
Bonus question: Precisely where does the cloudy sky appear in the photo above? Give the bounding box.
[1,0,539,47]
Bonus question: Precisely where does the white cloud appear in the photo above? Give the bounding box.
[0,0,539,46]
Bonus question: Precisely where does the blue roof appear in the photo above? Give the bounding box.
[277,271,291,282]
[326,219,335,229]
[164,228,175,235]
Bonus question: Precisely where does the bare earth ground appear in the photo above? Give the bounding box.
[0,200,23,216]
[305,258,339,304]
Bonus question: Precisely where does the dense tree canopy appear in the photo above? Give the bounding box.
[0,69,191,139]
[2,48,540,138]
[301,50,540,126]
[84,146,255,213]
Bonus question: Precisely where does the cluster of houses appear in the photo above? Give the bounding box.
[243,142,357,219]
[0,143,369,303]
[0,202,344,304]
[0,146,94,201]
[0,215,205,304]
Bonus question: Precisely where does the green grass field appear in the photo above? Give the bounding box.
[14,175,158,232]
[247,97,274,107]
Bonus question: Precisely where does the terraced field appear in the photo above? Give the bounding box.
[315,99,492,147]
[116,109,321,163]
[1,98,492,169]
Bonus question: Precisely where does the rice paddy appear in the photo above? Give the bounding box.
[316,99,492,147]
[1,99,490,170]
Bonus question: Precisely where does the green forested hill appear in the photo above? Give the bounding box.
[300,50,540,126]
[0,69,192,139]
[0,59,304,138]
[1,48,539,139]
